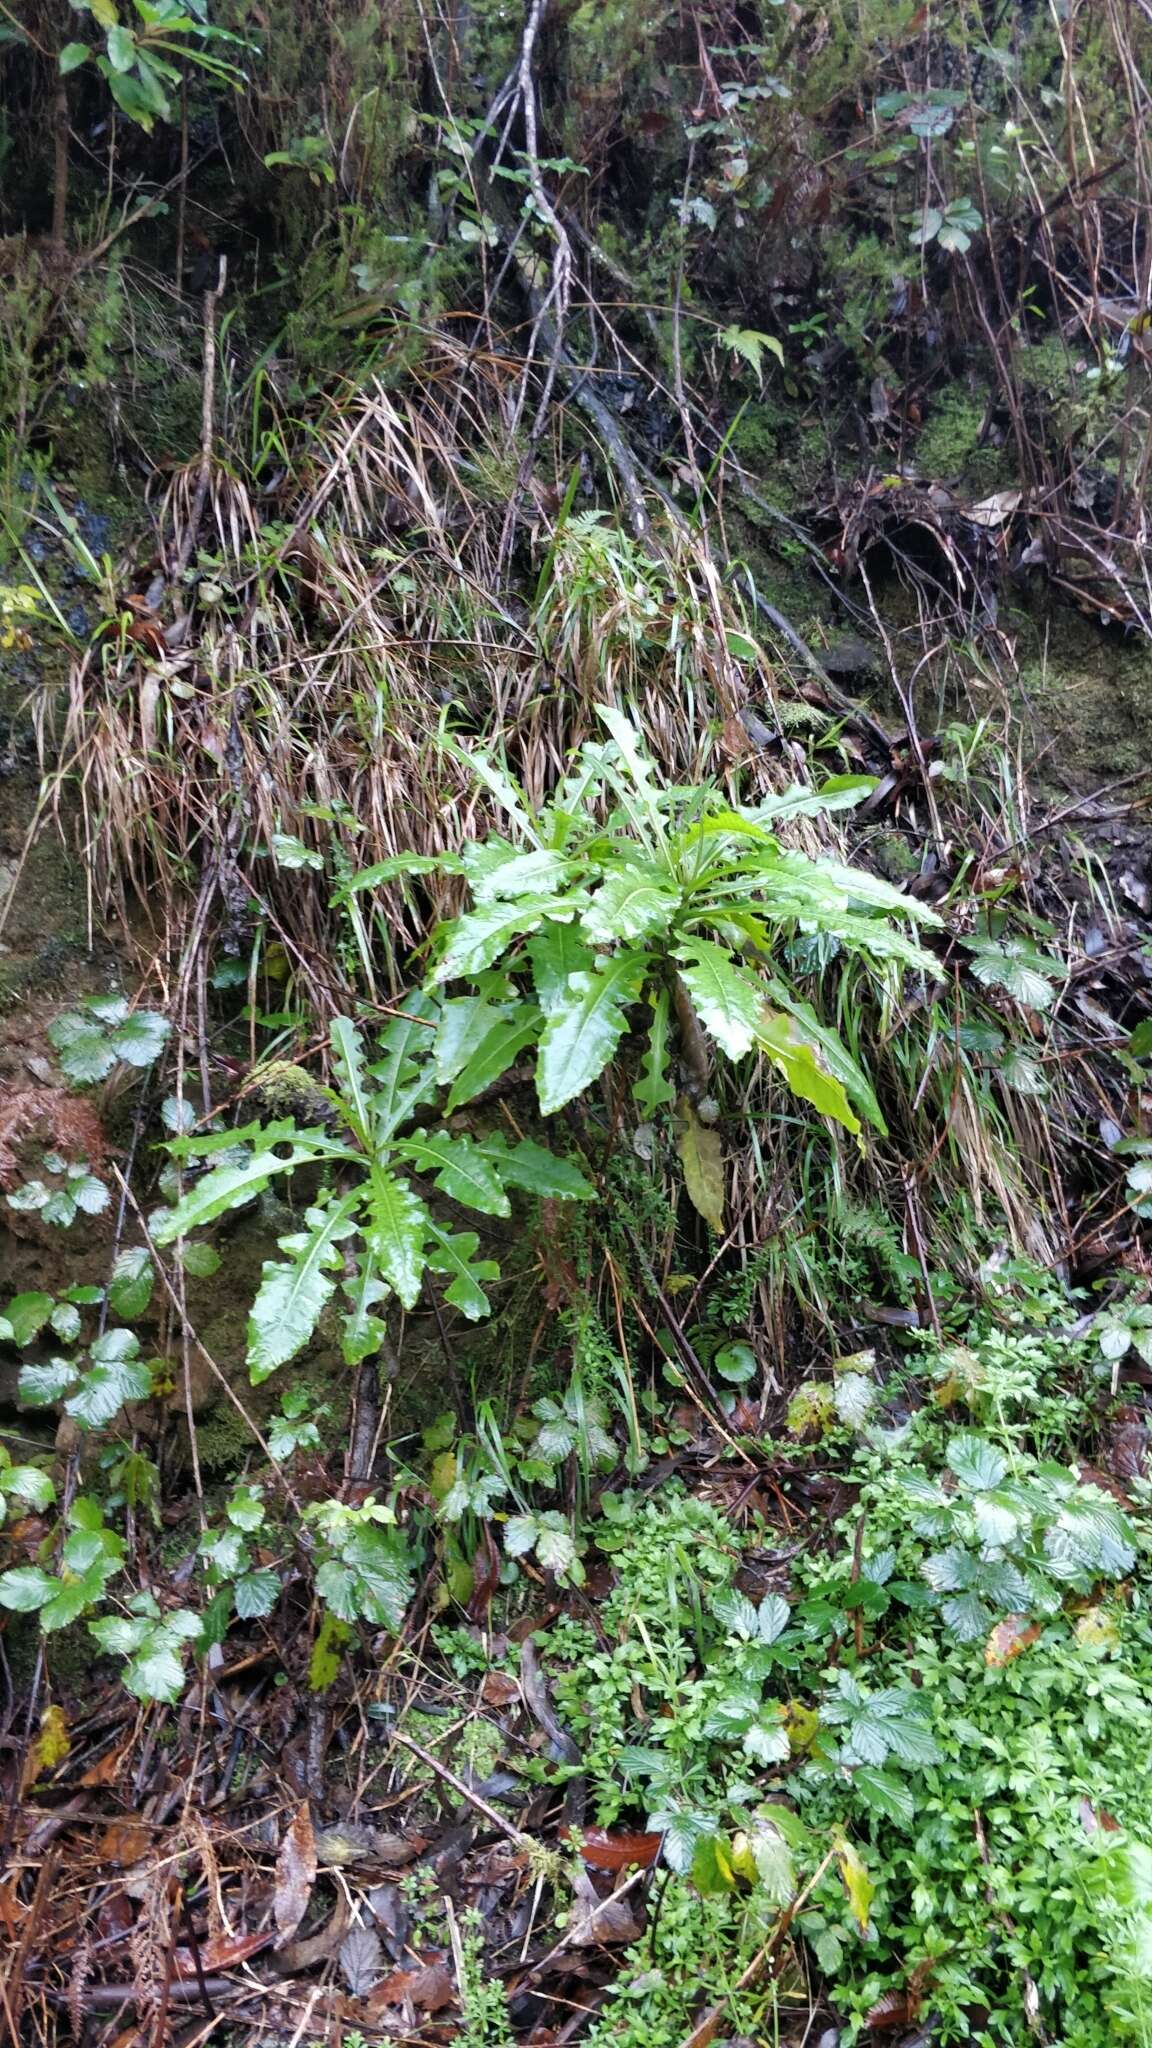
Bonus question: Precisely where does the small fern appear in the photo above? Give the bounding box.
[837,1203,919,1299]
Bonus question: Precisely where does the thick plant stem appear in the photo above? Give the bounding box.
[175,72,189,294]
[51,79,70,251]
[171,256,225,595]
[347,1327,401,1485]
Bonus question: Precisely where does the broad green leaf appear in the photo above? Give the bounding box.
[125,1639,187,1703]
[106,21,135,67]
[692,1832,739,1894]
[50,1302,82,1341]
[433,896,576,982]
[59,41,92,70]
[652,1808,712,1874]
[425,1227,499,1320]
[634,986,676,1116]
[340,1255,388,1367]
[102,61,166,127]
[346,1537,414,1630]
[269,830,322,871]
[234,1569,280,1618]
[72,1174,111,1217]
[225,1486,265,1531]
[396,1132,510,1217]
[49,1022,116,1083]
[966,939,1062,1011]
[765,982,885,1132]
[19,1358,79,1406]
[152,1135,334,1241]
[69,1495,112,1534]
[947,1434,1009,1493]
[674,809,776,859]
[0,1565,56,1611]
[534,1513,579,1575]
[676,940,764,1059]
[161,1094,196,1133]
[714,1342,756,1384]
[584,867,679,944]
[762,850,942,924]
[108,1247,154,1321]
[315,1559,358,1620]
[725,627,762,661]
[923,1544,976,1593]
[364,1170,429,1309]
[882,1714,940,1765]
[443,1012,539,1113]
[5,1292,55,1345]
[744,1819,795,1906]
[941,1591,992,1641]
[63,1527,112,1572]
[743,1718,790,1764]
[2,1465,55,1510]
[852,1767,916,1827]
[756,1010,860,1132]
[42,1567,108,1631]
[247,1193,360,1380]
[479,1134,594,1201]
[1098,1318,1133,1362]
[434,995,508,1085]
[527,924,594,1013]
[443,737,540,845]
[468,847,576,903]
[329,1016,372,1143]
[595,703,663,821]
[675,1095,724,1233]
[835,1372,875,1427]
[536,950,648,1115]
[504,1512,540,1557]
[365,996,438,1138]
[972,1492,1020,1546]
[754,776,878,821]
[89,1327,140,1366]
[758,1594,791,1644]
[338,851,461,898]
[65,1352,154,1428]
[179,1240,221,1278]
[712,1587,759,1638]
[84,994,129,1026]
[999,1050,1048,1097]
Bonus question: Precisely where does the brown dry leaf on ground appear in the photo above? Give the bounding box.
[274,1800,318,1945]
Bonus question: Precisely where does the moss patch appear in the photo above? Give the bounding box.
[1018,613,1152,787]
[914,385,1013,493]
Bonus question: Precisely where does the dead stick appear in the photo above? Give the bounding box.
[388,1729,534,1851]
[171,255,226,591]
[676,1847,837,2048]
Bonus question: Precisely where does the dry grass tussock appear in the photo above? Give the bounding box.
[47,339,831,969]
[34,334,1080,1294]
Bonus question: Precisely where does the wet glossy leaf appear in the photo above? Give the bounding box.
[108,1247,154,1322]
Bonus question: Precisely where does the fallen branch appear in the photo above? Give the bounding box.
[388,1729,536,1852]
[676,1847,837,2048]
